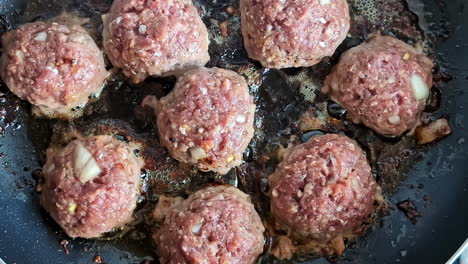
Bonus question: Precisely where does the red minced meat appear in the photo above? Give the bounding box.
[40,135,142,238]
[240,0,350,68]
[269,134,380,241]
[154,185,265,264]
[102,0,210,83]
[322,35,433,136]
[155,67,256,175]
[0,22,108,116]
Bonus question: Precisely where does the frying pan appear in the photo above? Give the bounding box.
[0,0,467,263]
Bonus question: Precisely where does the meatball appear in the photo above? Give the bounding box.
[156,67,255,174]
[269,134,378,240]
[154,185,265,264]
[322,35,434,136]
[102,0,210,83]
[0,22,108,116]
[40,135,142,238]
[240,0,350,68]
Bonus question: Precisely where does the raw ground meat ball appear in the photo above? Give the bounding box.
[240,0,350,68]
[154,185,265,264]
[0,22,108,117]
[155,67,256,174]
[102,0,210,83]
[40,135,142,238]
[269,134,379,241]
[322,34,434,136]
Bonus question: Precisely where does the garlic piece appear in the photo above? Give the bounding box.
[411,74,429,100]
[179,126,187,135]
[35,31,47,41]
[72,142,102,183]
[46,67,59,74]
[388,115,401,124]
[272,189,279,197]
[236,115,246,123]
[139,24,147,34]
[192,221,203,234]
[42,162,56,175]
[320,0,331,5]
[190,147,208,160]
[249,104,256,114]
[415,118,451,144]
[68,202,77,213]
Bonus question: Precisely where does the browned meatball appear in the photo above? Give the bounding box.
[0,22,108,116]
[154,185,265,264]
[240,0,350,68]
[322,35,433,136]
[102,0,210,83]
[269,134,379,241]
[156,67,256,174]
[40,135,142,238]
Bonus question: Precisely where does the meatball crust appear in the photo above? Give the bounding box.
[156,67,255,174]
[322,35,434,136]
[240,0,350,68]
[0,22,108,116]
[155,185,265,264]
[40,135,142,238]
[269,134,378,240]
[102,0,210,83]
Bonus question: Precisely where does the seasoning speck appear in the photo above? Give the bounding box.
[139,24,147,34]
[397,200,421,224]
[93,255,103,263]
[60,239,70,254]
[226,6,236,15]
[219,21,229,37]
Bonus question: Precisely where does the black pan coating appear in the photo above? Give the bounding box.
[0,0,467,263]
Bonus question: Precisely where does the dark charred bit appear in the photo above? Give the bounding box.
[301,130,325,143]
[281,68,302,76]
[30,15,46,23]
[93,255,103,263]
[397,200,422,224]
[432,67,453,83]
[326,255,341,263]
[31,168,42,180]
[243,146,253,162]
[327,101,347,120]
[60,239,70,255]
[140,169,147,179]
[30,169,44,193]
[139,259,157,264]
[217,167,238,187]
[425,87,441,113]
[115,133,129,142]
[133,148,141,158]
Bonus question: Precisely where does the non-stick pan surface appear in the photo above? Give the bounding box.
[0,0,467,263]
